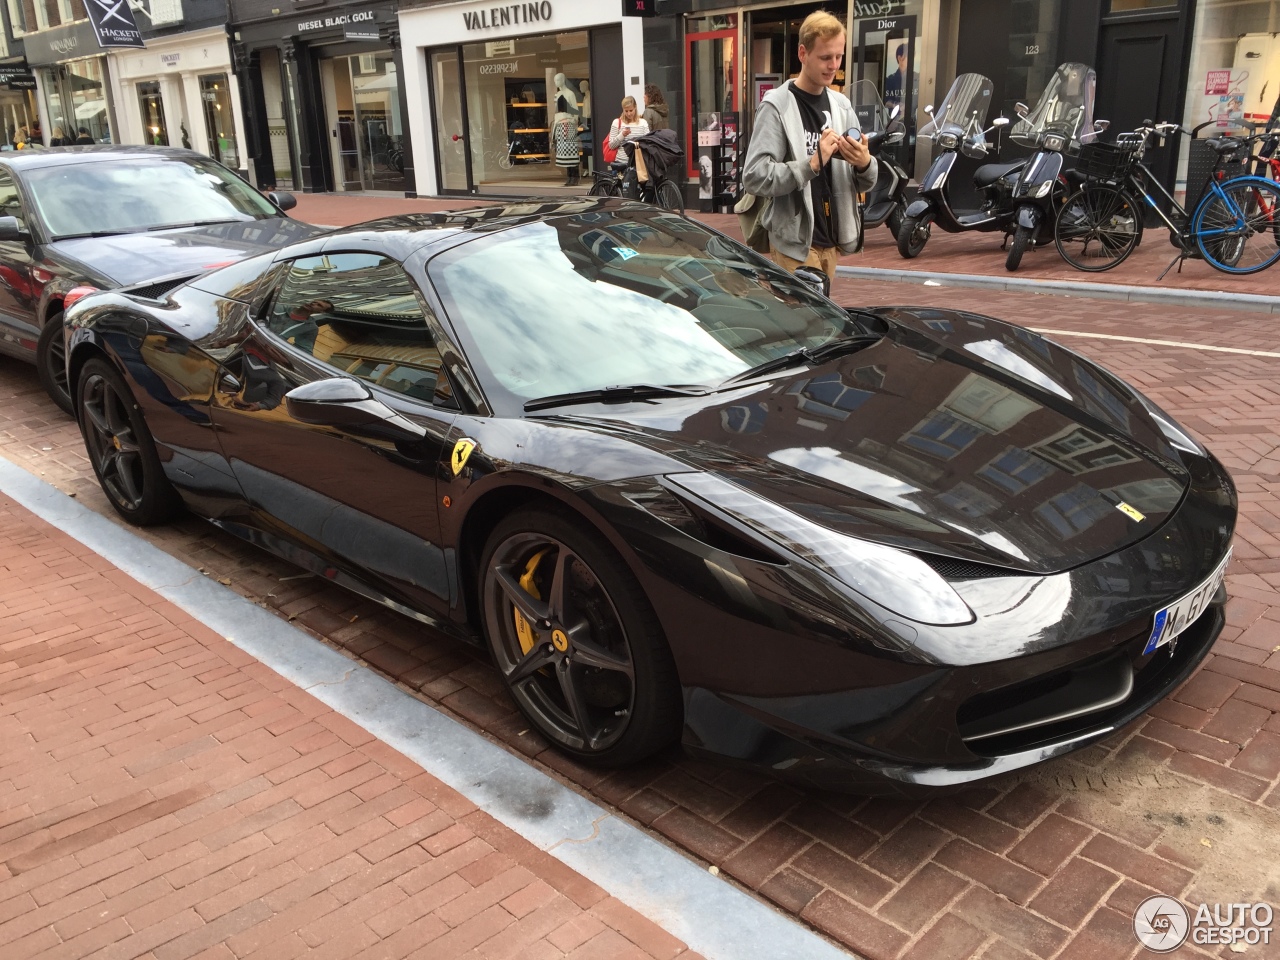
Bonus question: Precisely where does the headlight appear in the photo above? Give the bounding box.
[1133,390,1206,456]
[1032,179,1054,198]
[1043,134,1066,151]
[936,132,958,150]
[664,473,974,626]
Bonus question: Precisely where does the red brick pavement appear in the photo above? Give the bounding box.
[3,233,1280,959]
[291,192,1280,297]
[0,494,705,960]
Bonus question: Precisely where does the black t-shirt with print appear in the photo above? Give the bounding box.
[789,84,836,249]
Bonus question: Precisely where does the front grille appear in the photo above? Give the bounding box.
[127,276,196,301]
[919,554,1030,580]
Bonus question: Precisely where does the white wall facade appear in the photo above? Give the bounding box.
[397,0,644,196]
[107,27,248,173]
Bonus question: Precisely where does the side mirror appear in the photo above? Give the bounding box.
[992,116,1011,128]
[924,104,934,115]
[1015,102,1030,118]
[267,191,297,212]
[0,215,26,242]
[284,378,426,440]
[888,103,901,121]
[1094,119,1110,132]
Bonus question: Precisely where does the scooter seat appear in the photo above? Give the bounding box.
[973,160,1026,187]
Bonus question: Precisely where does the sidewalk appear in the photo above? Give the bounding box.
[0,492,706,960]
[290,192,1280,300]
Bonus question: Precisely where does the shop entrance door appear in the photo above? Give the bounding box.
[685,22,738,180]
[330,53,407,192]
[428,48,473,194]
[856,15,916,176]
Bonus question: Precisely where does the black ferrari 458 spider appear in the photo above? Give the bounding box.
[62,199,1236,793]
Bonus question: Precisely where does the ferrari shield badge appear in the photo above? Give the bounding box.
[1115,501,1145,523]
[450,438,476,476]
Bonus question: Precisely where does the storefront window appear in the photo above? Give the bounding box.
[137,80,167,146]
[41,58,112,147]
[7,0,33,35]
[199,75,238,169]
[329,53,404,191]
[0,90,38,148]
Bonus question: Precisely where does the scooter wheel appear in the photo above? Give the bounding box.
[1006,224,1033,272]
[886,205,905,239]
[897,212,932,259]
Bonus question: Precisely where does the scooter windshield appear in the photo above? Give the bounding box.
[1010,62,1096,150]
[920,73,993,139]
[851,80,889,136]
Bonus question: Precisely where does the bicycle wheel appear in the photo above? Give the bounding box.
[1054,184,1143,272]
[655,178,685,215]
[588,175,618,198]
[1194,177,1280,274]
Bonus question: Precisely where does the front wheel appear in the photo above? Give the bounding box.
[1054,184,1143,272]
[77,357,182,526]
[1194,178,1280,274]
[886,203,905,239]
[897,211,933,258]
[588,175,618,197]
[1005,223,1033,271]
[655,178,685,215]
[36,312,73,415]
[479,506,682,766]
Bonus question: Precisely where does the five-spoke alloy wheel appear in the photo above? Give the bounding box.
[480,507,681,765]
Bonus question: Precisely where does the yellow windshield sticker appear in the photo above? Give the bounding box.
[1116,501,1145,523]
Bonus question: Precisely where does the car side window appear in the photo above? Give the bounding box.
[264,252,448,404]
[0,170,25,228]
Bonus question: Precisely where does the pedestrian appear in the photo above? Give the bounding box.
[75,127,94,145]
[606,96,649,169]
[742,9,876,292]
[13,125,28,149]
[642,84,669,132]
[49,126,68,146]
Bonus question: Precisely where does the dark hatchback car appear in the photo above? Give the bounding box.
[0,146,321,413]
[63,200,1236,793]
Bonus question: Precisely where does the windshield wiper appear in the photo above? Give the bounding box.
[145,219,244,232]
[53,230,131,240]
[720,334,881,386]
[524,384,709,412]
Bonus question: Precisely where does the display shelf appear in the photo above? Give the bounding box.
[513,128,549,134]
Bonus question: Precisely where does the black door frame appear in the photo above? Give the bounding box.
[424,43,477,196]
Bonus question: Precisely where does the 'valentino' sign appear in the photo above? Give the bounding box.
[463,2,552,31]
[84,0,144,48]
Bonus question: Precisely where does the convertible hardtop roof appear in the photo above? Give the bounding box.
[0,144,211,170]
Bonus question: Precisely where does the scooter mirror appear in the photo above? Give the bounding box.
[992,116,1011,127]
[960,138,988,159]
[888,104,901,121]
[924,104,934,115]
[1015,102,1030,118]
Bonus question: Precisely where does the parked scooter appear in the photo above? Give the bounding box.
[896,74,1016,259]
[1004,62,1108,271]
[850,80,909,237]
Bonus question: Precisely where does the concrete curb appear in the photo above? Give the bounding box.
[836,264,1280,314]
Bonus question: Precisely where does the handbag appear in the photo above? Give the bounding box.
[602,134,618,165]
[734,192,772,253]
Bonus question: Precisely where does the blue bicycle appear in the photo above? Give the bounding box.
[1055,121,1280,276]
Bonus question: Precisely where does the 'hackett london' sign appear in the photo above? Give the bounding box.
[463,2,552,31]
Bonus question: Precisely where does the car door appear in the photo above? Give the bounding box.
[0,166,38,356]
[209,248,458,612]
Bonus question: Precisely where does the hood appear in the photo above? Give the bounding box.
[551,309,1189,574]
[649,103,670,119]
[47,217,323,287]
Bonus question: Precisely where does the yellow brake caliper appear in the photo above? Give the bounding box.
[514,548,550,654]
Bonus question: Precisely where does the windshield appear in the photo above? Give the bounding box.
[428,211,860,412]
[920,73,992,138]
[1010,62,1096,150]
[26,155,280,239]
[850,80,888,136]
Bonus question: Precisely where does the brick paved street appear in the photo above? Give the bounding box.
[0,492,707,960]
[1,196,1279,960]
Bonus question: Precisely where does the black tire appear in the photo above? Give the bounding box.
[588,175,618,198]
[1194,178,1280,274]
[886,204,905,239]
[1005,223,1033,271]
[36,312,73,416]
[77,357,182,526]
[479,506,682,766]
[655,178,685,215]
[896,211,933,258]
[1054,184,1142,272]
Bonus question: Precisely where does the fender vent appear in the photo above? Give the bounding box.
[127,276,197,301]
[918,554,1031,580]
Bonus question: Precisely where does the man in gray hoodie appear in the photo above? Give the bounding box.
[743,10,876,287]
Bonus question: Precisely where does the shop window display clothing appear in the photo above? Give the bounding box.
[553,73,582,184]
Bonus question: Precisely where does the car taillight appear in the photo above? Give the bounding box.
[62,285,99,310]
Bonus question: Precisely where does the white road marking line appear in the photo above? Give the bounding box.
[1031,327,1280,359]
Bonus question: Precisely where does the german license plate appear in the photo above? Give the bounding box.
[1142,550,1231,656]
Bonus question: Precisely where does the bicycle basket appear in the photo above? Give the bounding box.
[1075,140,1139,181]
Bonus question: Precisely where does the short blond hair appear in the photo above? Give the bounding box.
[799,10,845,51]
[621,95,637,111]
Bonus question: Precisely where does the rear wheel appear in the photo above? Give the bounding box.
[655,178,685,215]
[1054,184,1143,272]
[897,211,933,258]
[588,175,618,197]
[1005,223,1033,271]
[77,357,182,526]
[36,312,73,415]
[479,506,682,766]
[1195,178,1280,274]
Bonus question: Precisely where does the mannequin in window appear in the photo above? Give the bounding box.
[552,72,582,186]
[577,79,592,179]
